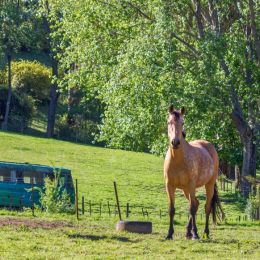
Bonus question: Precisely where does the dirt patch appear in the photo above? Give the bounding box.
[0,217,73,229]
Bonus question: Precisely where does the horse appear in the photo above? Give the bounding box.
[164,105,224,240]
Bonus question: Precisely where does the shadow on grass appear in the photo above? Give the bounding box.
[197,192,247,212]
[199,238,239,244]
[220,192,247,211]
[68,233,137,243]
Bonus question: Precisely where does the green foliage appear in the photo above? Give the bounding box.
[245,193,259,220]
[0,86,35,131]
[56,114,99,144]
[39,171,74,214]
[0,0,33,56]
[1,60,51,104]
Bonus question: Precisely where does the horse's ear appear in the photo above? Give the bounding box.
[169,105,174,113]
[181,107,186,115]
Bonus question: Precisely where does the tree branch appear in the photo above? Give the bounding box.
[248,0,260,66]
[171,32,199,57]
[192,0,205,38]
[126,1,154,22]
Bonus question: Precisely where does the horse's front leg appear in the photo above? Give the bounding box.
[166,182,176,240]
[186,197,199,239]
[189,190,200,240]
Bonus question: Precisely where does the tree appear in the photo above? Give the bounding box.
[182,0,260,195]
[0,0,32,130]
[53,0,259,195]
[38,0,63,138]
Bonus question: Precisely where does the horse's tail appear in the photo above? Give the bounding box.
[211,183,225,224]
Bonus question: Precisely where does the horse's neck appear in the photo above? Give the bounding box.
[170,138,190,162]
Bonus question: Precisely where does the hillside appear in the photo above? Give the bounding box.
[0,131,259,259]
[0,131,247,221]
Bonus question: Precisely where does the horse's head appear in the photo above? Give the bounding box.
[167,105,185,149]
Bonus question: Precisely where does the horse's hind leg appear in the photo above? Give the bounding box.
[204,182,215,238]
[183,190,199,239]
[165,182,176,240]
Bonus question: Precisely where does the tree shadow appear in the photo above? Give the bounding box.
[220,192,247,211]
[197,192,247,212]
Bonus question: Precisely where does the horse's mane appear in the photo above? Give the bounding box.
[182,130,186,139]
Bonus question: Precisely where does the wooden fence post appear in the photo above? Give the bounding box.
[113,181,122,221]
[31,182,35,217]
[126,203,129,218]
[107,201,111,216]
[89,200,92,216]
[75,179,79,220]
[258,188,260,220]
[82,196,85,215]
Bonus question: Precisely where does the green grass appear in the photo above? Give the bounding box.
[0,131,259,259]
[0,131,248,220]
[0,211,259,259]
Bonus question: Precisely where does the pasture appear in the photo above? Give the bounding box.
[0,131,259,259]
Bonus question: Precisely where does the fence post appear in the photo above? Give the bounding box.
[31,182,35,217]
[82,196,85,215]
[113,181,122,221]
[126,203,129,218]
[89,200,92,216]
[75,179,79,220]
[107,201,111,216]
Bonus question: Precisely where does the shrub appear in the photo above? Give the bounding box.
[0,86,35,131]
[245,196,258,220]
[56,114,99,144]
[39,171,74,214]
[2,60,51,104]
[245,187,260,220]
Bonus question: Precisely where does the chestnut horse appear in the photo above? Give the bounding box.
[164,105,224,240]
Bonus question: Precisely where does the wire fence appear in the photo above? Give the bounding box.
[73,176,260,222]
[0,172,259,222]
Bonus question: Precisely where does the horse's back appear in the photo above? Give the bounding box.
[189,140,219,185]
[189,140,218,165]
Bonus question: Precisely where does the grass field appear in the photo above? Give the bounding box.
[0,131,259,259]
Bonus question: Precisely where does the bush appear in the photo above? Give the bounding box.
[1,60,51,104]
[245,187,260,220]
[0,86,35,131]
[39,171,74,214]
[56,114,99,144]
[245,196,258,220]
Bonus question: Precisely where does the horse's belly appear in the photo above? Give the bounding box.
[195,158,214,187]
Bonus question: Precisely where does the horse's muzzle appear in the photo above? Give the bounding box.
[171,139,180,149]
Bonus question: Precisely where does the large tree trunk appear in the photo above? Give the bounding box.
[240,136,257,196]
[2,54,12,131]
[46,58,59,138]
[232,109,257,196]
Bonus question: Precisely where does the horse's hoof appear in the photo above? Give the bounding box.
[185,233,192,240]
[165,236,173,240]
[203,233,209,239]
[192,235,200,240]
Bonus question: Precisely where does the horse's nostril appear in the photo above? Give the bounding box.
[172,139,180,149]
